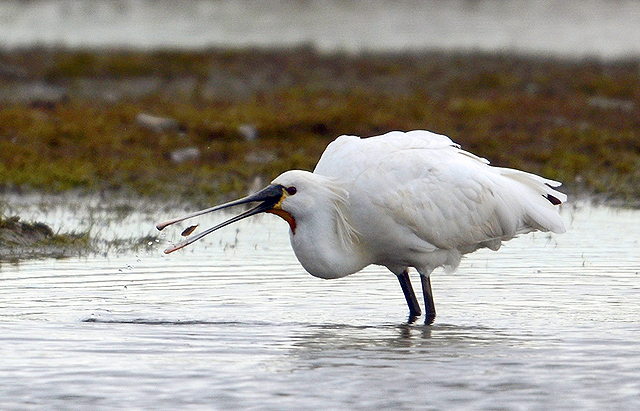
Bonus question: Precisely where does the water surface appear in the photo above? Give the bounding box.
[2,0,640,59]
[1,201,639,409]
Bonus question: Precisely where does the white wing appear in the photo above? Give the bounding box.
[314,130,566,256]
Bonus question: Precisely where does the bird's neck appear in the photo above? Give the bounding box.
[290,200,369,279]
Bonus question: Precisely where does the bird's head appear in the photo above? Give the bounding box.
[156,170,334,254]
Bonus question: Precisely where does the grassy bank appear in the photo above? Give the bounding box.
[0,195,161,261]
[0,214,89,260]
[1,47,639,206]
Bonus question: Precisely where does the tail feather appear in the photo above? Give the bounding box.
[498,168,567,234]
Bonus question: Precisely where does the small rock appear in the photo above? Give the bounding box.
[0,62,28,79]
[135,113,180,133]
[244,150,276,164]
[588,96,635,111]
[169,147,201,164]
[0,82,67,105]
[238,124,259,141]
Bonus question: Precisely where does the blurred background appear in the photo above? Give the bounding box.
[1,0,639,204]
[2,0,640,57]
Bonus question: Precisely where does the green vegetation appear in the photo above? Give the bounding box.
[0,209,160,261]
[1,47,639,206]
[0,214,91,260]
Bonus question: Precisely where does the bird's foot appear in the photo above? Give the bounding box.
[407,312,421,324]
[424,313,436,326]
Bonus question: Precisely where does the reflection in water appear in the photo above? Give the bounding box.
[288,322,550,359]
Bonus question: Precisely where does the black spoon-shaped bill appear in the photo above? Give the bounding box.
[156,184,287,254]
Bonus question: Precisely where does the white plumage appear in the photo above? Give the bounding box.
[157,130,566,324]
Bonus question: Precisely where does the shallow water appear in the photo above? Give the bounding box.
[1,200,640,410]
[2,0,640,58]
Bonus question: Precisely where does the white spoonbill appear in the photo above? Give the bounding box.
[157,130,566,324]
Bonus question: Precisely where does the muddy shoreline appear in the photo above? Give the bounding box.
[1,47,639,258]
[2,47,639,201]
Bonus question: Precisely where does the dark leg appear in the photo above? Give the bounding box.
[397,270,421,323]
[420,274,436,325]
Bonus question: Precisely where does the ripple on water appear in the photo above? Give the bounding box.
[1,204,640,410]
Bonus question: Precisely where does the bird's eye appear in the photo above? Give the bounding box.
[286,186,297,195]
